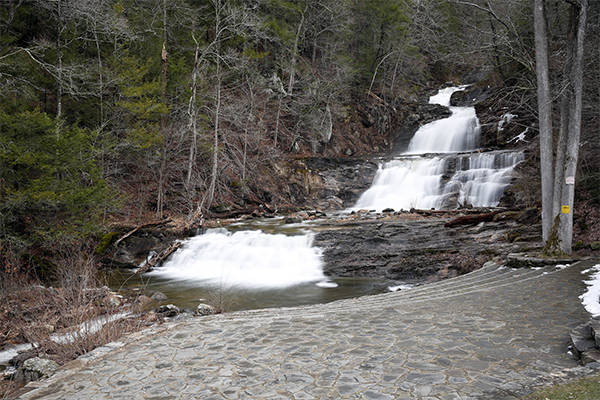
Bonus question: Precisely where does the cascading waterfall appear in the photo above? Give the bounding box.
[353,157,447,211]
[437,152,525,209]
[353,86,524,212]
[149,228,331,289]
[142,85,524,305]
[406,87,480,154]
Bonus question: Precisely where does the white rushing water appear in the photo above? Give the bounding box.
[406,86,480,154]
[149,228,331,289]
[353,157,446,211]
[439,152,525,208]
[352,86,523,212]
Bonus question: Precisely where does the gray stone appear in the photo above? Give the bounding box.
[581,350,600,366]
[570,333,596,357]
[151,292,168,301]
[12,259,600,400]
[20,357,60,382]
[156,304,183,317]
[196,303,217,316]
[405,372,446,385]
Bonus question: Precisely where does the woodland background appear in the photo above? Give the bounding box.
[1,0,599,275]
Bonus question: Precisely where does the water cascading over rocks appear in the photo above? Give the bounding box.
[352,87,524,212]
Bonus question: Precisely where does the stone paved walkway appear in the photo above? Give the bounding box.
[14,259,600,400]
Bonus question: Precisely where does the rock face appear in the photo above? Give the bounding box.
[283,157,379,210]
[314,211,543,282]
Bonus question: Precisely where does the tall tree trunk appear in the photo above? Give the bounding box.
[288,6,306,96]
[533,0,554,244]
[94,29,104,129]
[206,0,223,211]
[55,0,63,121]
[558,0,587,254]
[186,36,200,193]
[541,0,588,255]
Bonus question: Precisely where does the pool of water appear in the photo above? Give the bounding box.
[108,270,397,312]
[106,217,407,313]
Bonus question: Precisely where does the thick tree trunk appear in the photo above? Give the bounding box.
[558,0,587,254]
[533,0,554,244]
[540,0,588,255]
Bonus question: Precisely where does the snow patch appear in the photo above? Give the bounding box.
[388,284,413,292]
[498,113,517,131]
[579,264,600,316]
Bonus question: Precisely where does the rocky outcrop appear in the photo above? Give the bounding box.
[9,353,60,383]
[569,319,600,366]
[314,210,543,282]
[283,157,379,210]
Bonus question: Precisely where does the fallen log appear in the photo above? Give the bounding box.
[113,219,172,249]
[212,203,277,219]
[136,241,181,274]
[444,210,504,228]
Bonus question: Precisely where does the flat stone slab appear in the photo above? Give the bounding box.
[13,260,600,400]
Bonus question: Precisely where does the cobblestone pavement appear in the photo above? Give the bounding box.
[14,259,600,400]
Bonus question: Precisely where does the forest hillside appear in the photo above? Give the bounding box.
[1,0,599,277]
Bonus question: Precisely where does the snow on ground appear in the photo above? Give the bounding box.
[580,264,600,316]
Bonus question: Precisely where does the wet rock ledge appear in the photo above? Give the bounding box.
[313,208,544,283]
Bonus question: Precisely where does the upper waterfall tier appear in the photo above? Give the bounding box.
[405,87,480,154]
[351,86,524,212]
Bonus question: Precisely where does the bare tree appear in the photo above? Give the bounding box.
[534,0,589,255]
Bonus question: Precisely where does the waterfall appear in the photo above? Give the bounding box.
[437,152,525,209]
[353,157,446,211]
[353,87,523,212]
[149,228,330,289]
[406,86,480,154]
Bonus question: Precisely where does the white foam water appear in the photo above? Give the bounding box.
[439,152,525,208]
[353,87,523,212]
[148,228,331,289]
[352,157,446,211]
[406,86,480,154]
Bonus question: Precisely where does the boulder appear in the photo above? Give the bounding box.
[582,351,600,366]
[12,357,60,383]
[156,304,183,318]
[570,333,597,357]
[135,295,155,311]
[568,320,600,366]
[196,303,217,316]
[151,292,168,302]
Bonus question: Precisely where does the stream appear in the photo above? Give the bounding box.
[110,86,524,313]
[109,218,399,312]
